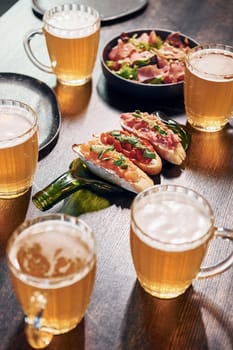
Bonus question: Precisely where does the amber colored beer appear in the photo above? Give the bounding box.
[130,186,213,299]
[0,100,38,198]
[43,4,100,85]
[7,215,96,336]
[184,44,233,132]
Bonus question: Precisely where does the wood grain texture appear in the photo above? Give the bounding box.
[0,0,233,349]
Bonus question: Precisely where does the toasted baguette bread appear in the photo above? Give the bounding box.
[120,111,186,165]
[98,130,162,175]
[72,140,153,193]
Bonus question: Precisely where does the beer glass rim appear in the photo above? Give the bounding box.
[185,43,233,79]
[0,99,38,143]
[131,184,214,248]
[43,3,100,32]
[6,213,96,285]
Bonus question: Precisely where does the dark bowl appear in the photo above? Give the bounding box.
[101,29,199,100]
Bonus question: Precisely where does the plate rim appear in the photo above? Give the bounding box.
[31,0,148,22]
[0,72,61,158]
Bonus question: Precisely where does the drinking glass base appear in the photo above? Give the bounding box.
[57,76,91,86]
[0,187,30,199]
[139,280,189,299]
[187,119,228,132]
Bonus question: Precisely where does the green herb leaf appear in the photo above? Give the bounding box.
[116,64,138,80]
[132,110,143,118]
[111,132,142,148]
[111,130,121,137]
[149,77,164,85]
[153,112,191,151]
[90,145,114,159]
[154,125,168,136]
[153,36,163,49]
[106,60,115,69]
[113,155,128,169]
[143,149,156,159]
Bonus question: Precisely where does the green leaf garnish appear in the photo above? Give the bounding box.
[116,63,138,80]
[110,132,140,147]
[154,125,168,136]
[143,149,156,159]
[113,155,128,169]
[106,60,115,69]
[152,36,163,49]
[153,112,191,151]
[111,130,121,137]
[132,110,143,118]
[90,144,114,159]
[149,77,164,85]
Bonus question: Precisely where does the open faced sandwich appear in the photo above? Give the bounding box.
[73,110,188,193]
[73,138,154,193]
[120,110,186,165]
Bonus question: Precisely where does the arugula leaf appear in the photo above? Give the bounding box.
[110,131,140,147]
[132,110,143,118]
[106,60,115,69]
[90,144,114,159]
[149,77,164,85]
[116,64,138,80]
[113,155,128,169]
[153,112,191,151]
[111,130,121,137]
[143,149,156,159]
[152,36,163,49]
[154,124,168,136]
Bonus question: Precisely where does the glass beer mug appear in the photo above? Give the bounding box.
[7,214,96,348]
[130,185,233,299]
[0,99,38,198]
[184,43,233,132]
[24,3,100,86]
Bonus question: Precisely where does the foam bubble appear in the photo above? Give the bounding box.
[133,191,212,250]
[45,10,99,38]
[9,221,94,281]
[190,49,233,81]
[0,108,34,147]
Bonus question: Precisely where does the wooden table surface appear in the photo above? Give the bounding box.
[0,0,233,349]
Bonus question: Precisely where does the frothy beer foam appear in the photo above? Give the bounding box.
[133,191,212,251]
[9,221,94,284]
[190,49,233,81]
[0,108,33,146]
[45,9,99,38]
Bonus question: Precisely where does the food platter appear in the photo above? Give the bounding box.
[31,0,148,23]
[101,28,199,99]
[0,72,61,159]
[32,110,191,213]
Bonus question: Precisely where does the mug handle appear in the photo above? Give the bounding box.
[23,29,53,74]
[197,227,233,279]
[25,291,53,348]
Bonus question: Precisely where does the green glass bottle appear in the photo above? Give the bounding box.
[32,159,122,211]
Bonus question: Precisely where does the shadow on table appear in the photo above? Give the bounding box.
[185,124,233,176]
[120,282,233,350]
[54,80,92,118]
[0,189,31,253]
[97,74,185,119]
[6,318,85,350]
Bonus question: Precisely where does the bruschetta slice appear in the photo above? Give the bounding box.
[98,130,162,175]
[72,140,153,193]
[120,110,186,165]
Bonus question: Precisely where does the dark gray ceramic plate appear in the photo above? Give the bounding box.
[32,0,148,23]
[0,73,61,159]
[101,29,199,100]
